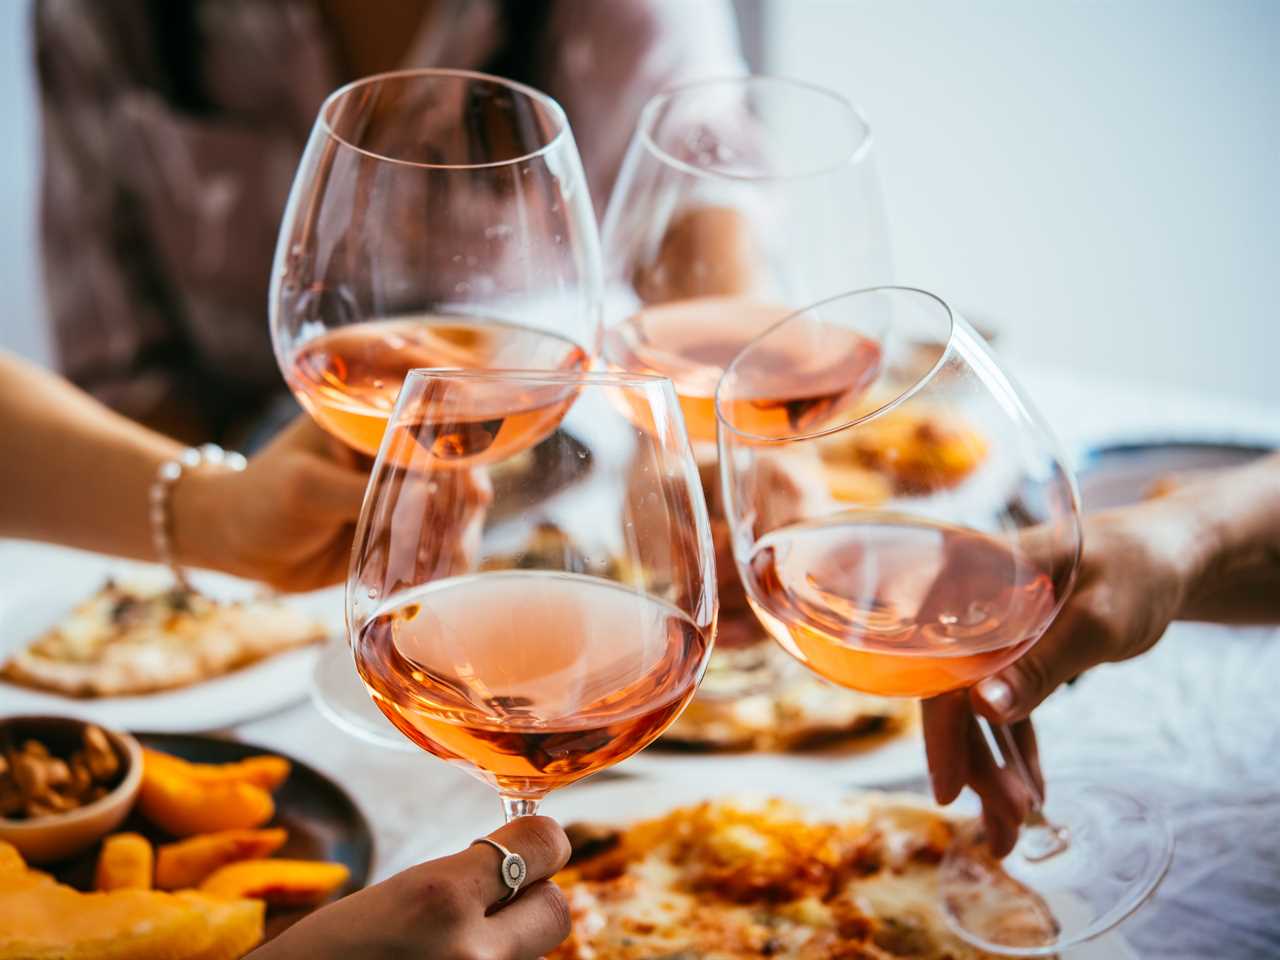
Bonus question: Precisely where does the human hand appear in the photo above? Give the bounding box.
[354,463,494,590]
[633,205,760,303]
[924,498,1203,854]
[173,417,368,592]
[248,816,572,960]
[971,502,1198,722]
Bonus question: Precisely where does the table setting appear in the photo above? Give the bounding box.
[2,61,1278,960]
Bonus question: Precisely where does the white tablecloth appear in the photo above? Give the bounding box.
[7,363,1280,958]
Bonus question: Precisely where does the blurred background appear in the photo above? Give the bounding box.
[1,0,1276,405]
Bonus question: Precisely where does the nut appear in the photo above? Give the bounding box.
[47,790,77,813]
[44,758,71,790]
[67,754,94,796]
[83,726,119,780]
[2,725,125,820]
[25,799,60,819]
[13,754,48,799]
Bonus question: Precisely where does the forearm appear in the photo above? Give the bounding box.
[1172,453,1280,624]
[0,353,181,561]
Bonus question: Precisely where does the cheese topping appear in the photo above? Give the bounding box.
[552,797,1057,960]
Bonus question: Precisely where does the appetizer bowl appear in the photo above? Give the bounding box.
[0,715,143,863]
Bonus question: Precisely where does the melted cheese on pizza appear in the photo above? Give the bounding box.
[1,580,325,697]
[662,644,915,751]
[552,798,1057,960]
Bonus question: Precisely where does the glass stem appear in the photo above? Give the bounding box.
[992,721,1070,862]
[501,795,540,822]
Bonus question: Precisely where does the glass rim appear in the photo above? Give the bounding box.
[318,68,570,171]
[714,286,957,444]
[638,74,874,183]
[403,366,674,388]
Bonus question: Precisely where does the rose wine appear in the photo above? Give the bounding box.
[742,512,1057,698]
[379,376,585,470]
[605,296,881,442]
[354,571,712,797]
[287,316,589,457]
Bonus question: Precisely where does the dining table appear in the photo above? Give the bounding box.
[3,359,1278,959]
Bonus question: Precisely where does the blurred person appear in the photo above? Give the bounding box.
[0,350,365,591]
[34,0,746,444]
[924,452,1280,855]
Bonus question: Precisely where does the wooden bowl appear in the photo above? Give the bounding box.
[0,715,142,864]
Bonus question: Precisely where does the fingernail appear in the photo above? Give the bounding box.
[928,771,949,804]
[977,677,1014,716]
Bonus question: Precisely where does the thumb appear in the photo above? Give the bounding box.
[971,602,1109,724]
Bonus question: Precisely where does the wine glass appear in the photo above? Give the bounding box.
[715,287,1171,954]
[602,74,889,444]
[268,69,603,744]
[601,74,891,696]
[348,368,716,821]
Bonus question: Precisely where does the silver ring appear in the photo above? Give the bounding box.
[471,837,527,903]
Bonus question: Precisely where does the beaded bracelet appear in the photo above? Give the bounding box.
[150,444,247,590]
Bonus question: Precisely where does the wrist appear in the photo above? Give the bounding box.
[165,450,248,581]
[1170,456,1280,618]
[1156,486,1236,620]
[1118,495,1211,620]
[168,466,222,576]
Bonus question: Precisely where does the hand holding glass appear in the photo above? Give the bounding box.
[716,287,1170,954]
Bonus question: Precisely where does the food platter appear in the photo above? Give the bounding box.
[396,776,1139,960]
[0,542,342,731]
[33,733,372,942]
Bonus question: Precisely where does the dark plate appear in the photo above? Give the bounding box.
[52,733,372,942]
[1077,440,1273,512]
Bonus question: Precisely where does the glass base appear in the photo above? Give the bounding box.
[940,776,1172,957]
[311,633,417,751]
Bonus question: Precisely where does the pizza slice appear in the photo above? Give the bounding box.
[553,796,1059,960]
[1,580,325,698]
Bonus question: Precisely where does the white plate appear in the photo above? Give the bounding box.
[392,777,1138,960]
[617,723,926,788]
[0,541,345,731]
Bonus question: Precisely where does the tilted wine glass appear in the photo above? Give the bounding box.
[268,69,603,744]
[601,73,891,686]
[348,369,717,821]
[715,286,1170,954]
[601,74,890,444]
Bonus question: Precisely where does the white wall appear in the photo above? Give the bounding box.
[0,0,45,364]
[767,0,1280,406]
